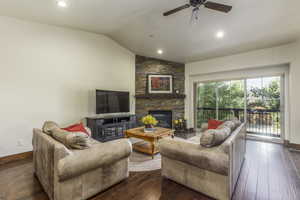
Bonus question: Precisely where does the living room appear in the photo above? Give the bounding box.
[0,1,300,200]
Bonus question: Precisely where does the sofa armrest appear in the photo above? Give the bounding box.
[57,139,132,181]
[159,138,229,175]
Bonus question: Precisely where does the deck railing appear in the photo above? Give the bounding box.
[197,107,281,138]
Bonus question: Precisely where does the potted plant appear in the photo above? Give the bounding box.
[141,115,158,132]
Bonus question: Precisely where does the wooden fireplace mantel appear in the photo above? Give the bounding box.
[135,94,186,99]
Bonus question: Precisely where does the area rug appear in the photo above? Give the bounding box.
[128,134,201,172]
[129,151,161,172]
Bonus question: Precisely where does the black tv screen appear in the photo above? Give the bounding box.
[96,90,130,114]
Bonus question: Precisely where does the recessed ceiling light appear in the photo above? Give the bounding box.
[157,49,163,55]
[216,31,225,39]
[57,0,68,8]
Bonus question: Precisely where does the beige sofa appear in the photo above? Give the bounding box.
[159,123,246,200]
[32,128,132,200]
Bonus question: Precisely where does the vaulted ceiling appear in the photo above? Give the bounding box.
[0,0,299,63]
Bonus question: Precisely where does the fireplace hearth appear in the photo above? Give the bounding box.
[149,110,173,128]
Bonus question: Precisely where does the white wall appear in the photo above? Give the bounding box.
[0,16,135,157]
[185,42,300,144]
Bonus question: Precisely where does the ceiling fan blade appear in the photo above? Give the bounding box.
[163,4,191,16]
[204,1,232,13]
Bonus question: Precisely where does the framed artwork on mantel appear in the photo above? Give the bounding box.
[147,74,173,94]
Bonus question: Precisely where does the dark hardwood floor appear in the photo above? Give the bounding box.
[0,140,300,200]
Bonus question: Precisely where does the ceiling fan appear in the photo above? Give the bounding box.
[163,0,232,17]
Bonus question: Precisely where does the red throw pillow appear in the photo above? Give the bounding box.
[208,119,223,129]
[62,123,90,136]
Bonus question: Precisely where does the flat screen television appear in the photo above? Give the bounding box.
[96,90,130,114]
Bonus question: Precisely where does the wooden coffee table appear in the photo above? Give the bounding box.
[125,127,174,159]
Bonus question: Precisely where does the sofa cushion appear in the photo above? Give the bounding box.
[159,138,229,176]
[200,127,231,147]
[57,139,132,181]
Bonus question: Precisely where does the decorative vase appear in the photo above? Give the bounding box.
[145,124,153,129]
[144,124,155,133]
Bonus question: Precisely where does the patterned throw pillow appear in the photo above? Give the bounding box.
[200,127,231,147]
[62,123,90,136]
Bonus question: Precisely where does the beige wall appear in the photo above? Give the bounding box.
[185,42,300,144]
[0,16,135,157]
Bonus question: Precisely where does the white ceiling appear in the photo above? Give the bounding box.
[0,0,300,63]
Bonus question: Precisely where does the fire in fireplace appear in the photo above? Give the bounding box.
[148,110,172,128]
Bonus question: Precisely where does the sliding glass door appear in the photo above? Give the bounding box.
[246,77,281,137]
[195,76,283,139]
[196,79,245,127]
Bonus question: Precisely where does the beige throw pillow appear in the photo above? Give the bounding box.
[200,127,231,147]
[42,121,60,135]
[218,121,235,131]
[231,118,242,129]
[51,129,91,150]
[42,121,91,150]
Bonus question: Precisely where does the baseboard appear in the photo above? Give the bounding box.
[284,140,300,150]
[0,151,33,165]
[247,134,283,144]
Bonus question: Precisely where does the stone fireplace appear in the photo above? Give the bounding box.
[135,55,185,125]
[149,110,173,128]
